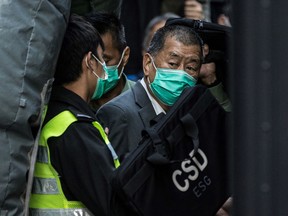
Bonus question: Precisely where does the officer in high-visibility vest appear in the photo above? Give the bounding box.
[29,14,121,216]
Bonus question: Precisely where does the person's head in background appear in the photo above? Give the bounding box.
[143,24,203,111]
[142,12,180,56]
[54,13,106,102]
[84,12,132,109]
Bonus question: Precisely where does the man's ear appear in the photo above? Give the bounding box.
[82,52,89,71]
[122,46,130,67]
[82,51,96,75]
[84,51,93,68]
[143,53,153,76]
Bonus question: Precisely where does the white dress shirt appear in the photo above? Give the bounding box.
[140,78,166,115]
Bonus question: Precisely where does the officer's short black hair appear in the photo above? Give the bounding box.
[54,13,104,86]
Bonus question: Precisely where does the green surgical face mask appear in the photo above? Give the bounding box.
[90,54,108,100]
[148,55,197,106]
[91,49,126,99]
[102,48,126,93]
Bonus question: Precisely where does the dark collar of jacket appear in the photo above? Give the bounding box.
[44,85,96,125]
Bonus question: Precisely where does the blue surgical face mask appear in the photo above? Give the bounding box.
[102,48,126,93]
[148,54,197,106]
[89,54,108,100]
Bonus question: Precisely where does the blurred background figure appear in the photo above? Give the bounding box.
[142,12,180,55]
[120,0,162,81]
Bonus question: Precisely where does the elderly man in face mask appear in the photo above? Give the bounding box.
[96,24,203,162]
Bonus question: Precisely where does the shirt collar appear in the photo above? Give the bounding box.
[140,78,166,115]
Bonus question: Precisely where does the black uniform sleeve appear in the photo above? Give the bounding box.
[49,121,116,216]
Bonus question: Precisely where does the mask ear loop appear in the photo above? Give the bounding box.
[91,53,108,80]
[118,67,125,79]
[91,53,105,66]
[146,53,158,85]
[86,55,99,78]
[117,47,128,68]
[147,53,158,71]
[116,47,129,78]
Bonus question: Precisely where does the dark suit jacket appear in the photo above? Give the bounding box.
[96,81,157,161]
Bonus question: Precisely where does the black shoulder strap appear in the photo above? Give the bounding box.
[167,89,214,155]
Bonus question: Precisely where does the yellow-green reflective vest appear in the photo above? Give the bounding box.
[29,110,120,215]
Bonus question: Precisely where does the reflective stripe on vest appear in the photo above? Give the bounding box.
[30,208,92,216]
[92,121,120,168]
[30,110,120,214]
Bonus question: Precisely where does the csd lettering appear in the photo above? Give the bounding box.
[172,148,210,193]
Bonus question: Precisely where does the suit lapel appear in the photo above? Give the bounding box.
[132,81,157,128]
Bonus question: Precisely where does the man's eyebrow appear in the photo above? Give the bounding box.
[169,52,180,58]
[168,51,200,62]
